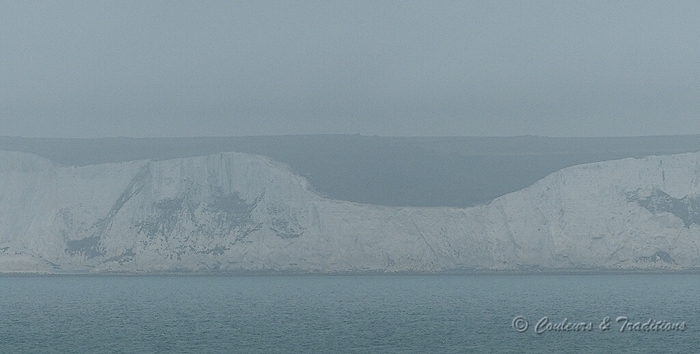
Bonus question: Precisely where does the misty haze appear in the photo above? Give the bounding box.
[2,1,700,353]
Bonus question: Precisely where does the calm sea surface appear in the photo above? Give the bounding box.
[0,274,698,353]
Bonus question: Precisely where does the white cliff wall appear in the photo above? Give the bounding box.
[1,150,699,273]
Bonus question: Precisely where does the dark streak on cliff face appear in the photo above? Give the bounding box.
[628,188,700,228]
[66,235,103,258]
[637,250,675,264]
[66,164,152,259]
[206,194,261,240]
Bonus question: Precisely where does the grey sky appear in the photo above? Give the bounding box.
[1,1,699,138]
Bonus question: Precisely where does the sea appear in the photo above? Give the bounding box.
[0,274,697,353]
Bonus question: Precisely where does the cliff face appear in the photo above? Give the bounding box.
[1,150,700,273]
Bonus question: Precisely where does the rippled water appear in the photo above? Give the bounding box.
[0,274,698,353]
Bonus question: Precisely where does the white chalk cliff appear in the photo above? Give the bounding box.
[1,149,700,273]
